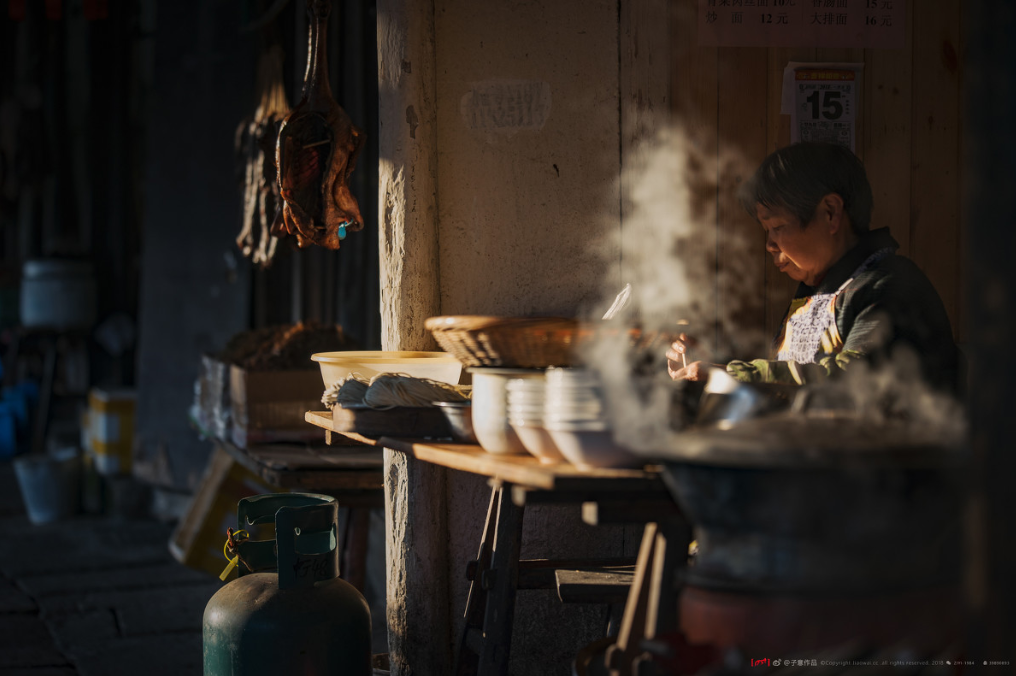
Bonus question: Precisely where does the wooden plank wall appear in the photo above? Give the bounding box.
[665,0,964,358]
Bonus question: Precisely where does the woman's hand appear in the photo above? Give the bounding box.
[668,360,715,382]
[666,334,718,381]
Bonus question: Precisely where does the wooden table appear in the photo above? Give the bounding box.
[306,410,688,676]
[215,433,384,505]
[306,411,660,491]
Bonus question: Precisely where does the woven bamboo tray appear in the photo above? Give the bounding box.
[424,316,583,368]
[425,316,676,369]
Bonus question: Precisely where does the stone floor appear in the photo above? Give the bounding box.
[0,460,222,675]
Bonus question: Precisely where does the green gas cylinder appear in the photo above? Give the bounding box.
[202,493,371,675]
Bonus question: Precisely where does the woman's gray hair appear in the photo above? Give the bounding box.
[738,142,874,232]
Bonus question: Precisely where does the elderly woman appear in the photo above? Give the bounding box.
[668,142,958,392]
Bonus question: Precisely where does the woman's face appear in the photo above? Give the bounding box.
[756,201,843,286]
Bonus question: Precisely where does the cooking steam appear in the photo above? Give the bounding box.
[580,125,966,454]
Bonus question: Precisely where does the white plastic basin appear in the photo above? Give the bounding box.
[311,351,463,388]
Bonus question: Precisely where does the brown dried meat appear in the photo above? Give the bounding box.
[273,0,364,250]
[235,47,289,267]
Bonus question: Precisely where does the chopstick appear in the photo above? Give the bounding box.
[677,319,689,369]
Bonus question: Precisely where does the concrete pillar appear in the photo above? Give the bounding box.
[377,0,440,353]
[376,1,450,674]
[377,0,634,672]
[381,449,450,675]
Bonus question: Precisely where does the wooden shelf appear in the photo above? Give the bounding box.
[305,410,383,447]
[305,410,664,493]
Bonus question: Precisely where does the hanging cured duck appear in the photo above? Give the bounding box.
[273,0,365,250]
[235,46,289,267]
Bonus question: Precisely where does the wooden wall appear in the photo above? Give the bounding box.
[664,0,965,356]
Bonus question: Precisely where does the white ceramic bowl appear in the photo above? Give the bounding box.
[510,422,565,465]
[545,403,606,420]
[433,401,476,443]
[312,351,462,388]
[507,381,545,400]
[546,390,604,403]
[508,408,545,423]
[508,393,544,405]
[546,429,638,469]
[507,386,546,395]
[546,367,601,385]
[545,398,605,410]
[507,377,548,426]
[545,418,610,432]
[507,396,545,408]
[548,414,601,424]
[507,384,545,396]
[470,368,544,455]
[508,396,545,406]
[507,378,547,390]
[544,371,608,426]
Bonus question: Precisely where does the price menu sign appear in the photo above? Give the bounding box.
[791,68,857,150]
[698,0,906,49]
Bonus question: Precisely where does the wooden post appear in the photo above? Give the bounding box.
[963,0,1016,667]
[376,0,449,674]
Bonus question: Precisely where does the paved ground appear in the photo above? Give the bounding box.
[0,460,220,676]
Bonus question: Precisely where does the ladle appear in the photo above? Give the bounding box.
[601,283,632,321]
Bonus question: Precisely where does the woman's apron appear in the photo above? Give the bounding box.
[776,248,894,364]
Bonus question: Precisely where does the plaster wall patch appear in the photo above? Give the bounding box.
[460,79,552,137]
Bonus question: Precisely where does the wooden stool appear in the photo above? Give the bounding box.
[454,480,644,676]
[583,499,691,676]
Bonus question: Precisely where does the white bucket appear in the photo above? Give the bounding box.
[20,259,97,330]
[13,448,81,524]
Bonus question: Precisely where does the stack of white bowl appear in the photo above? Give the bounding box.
[506,378,565,464]
[543,367,637,469]
[469,368,544,455]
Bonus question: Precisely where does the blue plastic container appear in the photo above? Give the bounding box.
[0,402,17,459]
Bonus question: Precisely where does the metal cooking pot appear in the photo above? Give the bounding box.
[694,368,797,427]
[660,412,966,593]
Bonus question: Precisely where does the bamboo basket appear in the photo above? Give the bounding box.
[425,316,678,369]
[424,316,585,368]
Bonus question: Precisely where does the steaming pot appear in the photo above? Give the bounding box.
[661,411,966,593]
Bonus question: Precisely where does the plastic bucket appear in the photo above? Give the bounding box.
[13,448,81,524]
[20,259,96,330]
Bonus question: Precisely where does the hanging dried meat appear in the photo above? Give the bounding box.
[273,0,365,250]
[234,46,290,267]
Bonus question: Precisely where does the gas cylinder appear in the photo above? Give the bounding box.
[202,493,371,675]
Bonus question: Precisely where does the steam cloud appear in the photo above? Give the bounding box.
[580,124,966,455]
